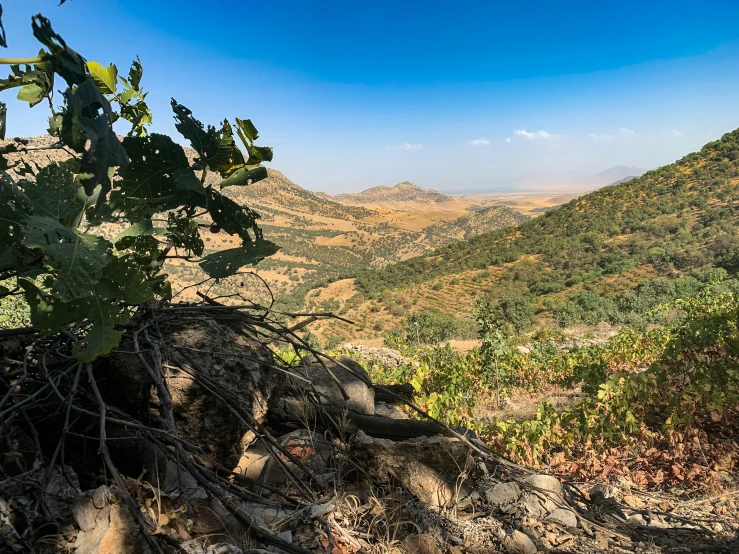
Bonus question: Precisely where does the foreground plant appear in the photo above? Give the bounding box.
[0,11,278,360]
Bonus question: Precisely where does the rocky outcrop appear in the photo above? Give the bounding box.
[107,313,283,472]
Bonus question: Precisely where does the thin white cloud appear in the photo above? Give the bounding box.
[504,137,511,144]
[469,138,490,146]
[514,129,559,139]
[397,142,423,150]
[591,128,636,140]
[671,129,683,137]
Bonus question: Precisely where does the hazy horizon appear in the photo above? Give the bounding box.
[3,1,739,193]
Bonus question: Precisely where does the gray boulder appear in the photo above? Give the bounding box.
[291,356,375,414]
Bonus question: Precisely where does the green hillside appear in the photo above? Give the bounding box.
[421,205,530,247]
[355,129,739,300]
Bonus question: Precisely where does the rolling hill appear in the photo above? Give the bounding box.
[307,128,739,342]
[333,181,453,206]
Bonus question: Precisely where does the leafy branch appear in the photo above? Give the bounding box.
[0,12,279,360]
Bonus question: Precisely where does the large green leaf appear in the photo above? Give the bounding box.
[199,240,280,278]
[24,230,111,303]
[205,189,262,242]
[72,301,129,362]
[166,212,204,256]
[0,175,31,236]
[20,276,130,362]
[86,61,117,95]
[64,79,128,196]
[17,83,45,106]
[97,256,155,304]
[21,162,84,226]
[113,133,193,215]
[21,214,77,249]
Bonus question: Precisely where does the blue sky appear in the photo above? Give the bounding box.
[3,0,739,192]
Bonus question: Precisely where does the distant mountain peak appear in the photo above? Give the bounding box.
[332,181,452,205]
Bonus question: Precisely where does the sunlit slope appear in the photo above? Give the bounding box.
[354,129,739,296]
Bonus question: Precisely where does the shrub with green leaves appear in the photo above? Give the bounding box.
[0,14,277,360]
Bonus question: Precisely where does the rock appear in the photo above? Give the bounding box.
[241,503,293,531]
[516,345,531,355]
[546,507,577,528]
[256,430,334,492]
[374,403,409,419]
[403,533,443,554]
[108,312,283,471]
[503,530,537,554]
[71,488,153,554]
[309,502,336,519]
[162,459,208,502]
[520,474,563,496]
[234,441,272,483]
[485,482,521,509]
[523,493,557,518]
[353,431,473,509]
[45,466,81,520]
[339,344,408,368]
[629,514,646,525]
[181,542,244,554]
[291,356,375,414]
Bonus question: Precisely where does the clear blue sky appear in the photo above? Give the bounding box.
[3,0,739,192]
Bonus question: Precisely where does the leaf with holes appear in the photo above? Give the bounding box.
[199,241,279,278]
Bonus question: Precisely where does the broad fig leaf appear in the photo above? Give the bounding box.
[19,279,129,362]
[86,61,117,95]
[199,240,279,278]
[72,301,129,362]
[114,220,154,246]
[205,189,262,242]
[166,212,204,256]
[21,162,84,225]
[96,256,155,304]
[61,109,86,153]
[21,214,77,249]
[40,233,111,302]
[65,79,128,196]
[113,133,191,215]
[0,175,31,237]
[219,166,268,188]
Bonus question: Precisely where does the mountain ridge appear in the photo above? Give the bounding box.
[333,181,453,205]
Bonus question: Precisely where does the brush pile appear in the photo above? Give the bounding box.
[1,300,738,554]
